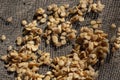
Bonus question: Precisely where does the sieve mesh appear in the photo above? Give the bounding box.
[0,0,120,80]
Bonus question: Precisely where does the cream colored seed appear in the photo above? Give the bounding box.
[111,23,116,28]
[40,18,46,23]
[46,40,50,44]
[36,8,45,14]
[67,33,76,40]
[92,24,99,29]
[60,12,66,17]
[44,76,51,80]
[47,5,53,11]
[37,16,42,20]
[1,55,7,61]
[90,20,97,25]
[7,17,12,22]
[16,36,22,45]
[1,35,6,41]
[63,4,69,9]
[60,36,66,40]
[79,16,84,22]
[81,3,87,8]
[43,14,47,18]
[22,20,27,25]
[97,19,102,24]
[58,60,65,66]
[7,45,12,51]
[118,27,120,33]
[52,35,58,44]
[61,39,66,45]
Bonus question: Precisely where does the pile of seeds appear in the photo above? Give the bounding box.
[42,4,77,47]
[1,0,120,80]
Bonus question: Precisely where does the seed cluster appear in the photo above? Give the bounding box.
[42,4,77,47]
[111,27,120,52]
[0,0,119,80]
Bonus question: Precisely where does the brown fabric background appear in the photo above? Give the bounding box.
[0,0,120,80]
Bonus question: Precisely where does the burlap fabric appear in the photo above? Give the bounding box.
[0,0,120,80]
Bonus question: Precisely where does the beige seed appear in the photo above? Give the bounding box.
[61,39,66,45]
[7,17,12,22]
[118,27,120,33]
[52,35,59,45]
[67,33,76,40]
[43,14,47,18]
[90,20,97,25]
[60,36,66,40]
[63,4,69,9]
[92,24,99,29]
[16,36,22,46]
[79,16,84,22]
[40,18,46,23]
[37,16,42,20]
[7,45,13,51]
[46,40,50,44]
[22,20,27,25]
[47,5,53,11]
[58,60,65,66]
[1,55,7,61]
[36,8,45,14]
[60,12,66,17]
[44,76,51,80]
[111,23,116,28]
[1,35,6,41]
[81,3,87,8]
[97,19,102,24]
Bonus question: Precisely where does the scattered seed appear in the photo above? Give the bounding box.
[7,17,13,23]
[1,35,6,41]
[111,23,116,28]
[22,20,27,25]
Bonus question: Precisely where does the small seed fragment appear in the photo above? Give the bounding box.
[22,20,27,25]
[1,35,6,41]
[111,23,116,28]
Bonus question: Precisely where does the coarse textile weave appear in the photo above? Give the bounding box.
[0,0,120,80]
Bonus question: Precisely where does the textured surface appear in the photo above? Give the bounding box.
[0,0,120,80]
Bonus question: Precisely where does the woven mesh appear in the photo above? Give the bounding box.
[0,0,120,80]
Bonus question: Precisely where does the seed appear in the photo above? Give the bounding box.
[63,4,69,9]
[118,27,120,33]
[111,23,116,28]
[1,35,6,41]
[79,16,84,22]
[58,60,65,66]
[52,35,58,44]
[60,12,66,17]
[36,8,45,14]
[46,40,50,44]
[7,45,13,51]
[22,20,27,25]
[47,5,53,11]
[97,19,102,24]
[90,20,96,25]
[1,55,7,61]
[7,17,12,22]
[61,39,66,45]
[81,3,87,8]
[44,76,51,80]
[16,36,22,46]
[67,33,76,40]
[92,24,99,29]
[37,16,42,20]
[40,18,46,23]
[43,14,47,18]
[60,36,66,40]
[89,54,96,59]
